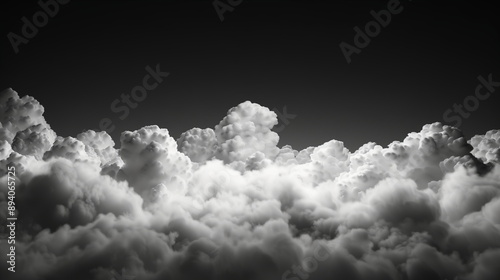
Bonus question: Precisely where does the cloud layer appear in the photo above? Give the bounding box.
[1,88,499,280]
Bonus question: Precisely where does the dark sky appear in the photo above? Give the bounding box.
[1,0,499,151]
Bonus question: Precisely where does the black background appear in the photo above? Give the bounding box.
[1,0,499,151]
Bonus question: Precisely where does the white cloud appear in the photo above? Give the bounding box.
[1,90,500,280]
[214,101,280,163]
[470,130,500,163]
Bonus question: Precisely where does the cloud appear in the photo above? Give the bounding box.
[14,158,144,232]
[117,125,192,201]
[177,128,217,164]
[0,139,12,161]
[43,136,98,163]
[1,90,500,280]
[214,101,280,164]
[11,124,56,160]
[77,130,121,166]
[0,88,51,143]
[470,130,500,163]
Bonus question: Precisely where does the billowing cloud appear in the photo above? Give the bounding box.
[177,128,218,164]
[0,88,51,143]
[1,90,499,280]
[214,101,280,164]
[470,130,500,163]
[11,124,56,159]
[77,130,121,166]
[117,125,192,201]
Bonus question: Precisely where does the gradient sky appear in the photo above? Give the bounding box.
[1,0,499,151]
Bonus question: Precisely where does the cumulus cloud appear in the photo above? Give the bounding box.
[470,130,500,163]
[214,101,280,164]
[177,128,217,164]
[77,130,121,166]
[0,88,51,143]
[117,125,192,201]
[1,90,500,280]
